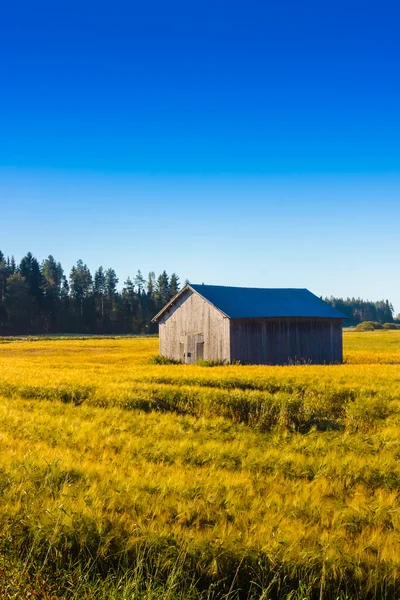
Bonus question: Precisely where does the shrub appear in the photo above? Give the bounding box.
[147,354,182,365]
[355,321,382,331]
[195,359,227,367]
[383,323,400,330]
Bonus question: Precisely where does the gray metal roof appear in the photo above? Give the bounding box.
[189,284,347,319]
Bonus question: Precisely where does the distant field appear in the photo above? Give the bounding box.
[1,332,400,599]
[344,329,400,363]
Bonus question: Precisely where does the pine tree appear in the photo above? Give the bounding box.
[121,278,138,333]
[105,268,118,297]
[105,268,119,331]
[94,267,106,329]
[60,278,70,332]
[146,272,157,332]
[69,260,93,304]
[94,267,106,296]
[69,260,94,332]
[134,270,145,295]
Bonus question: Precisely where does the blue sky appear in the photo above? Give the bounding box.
[1,1,399,310]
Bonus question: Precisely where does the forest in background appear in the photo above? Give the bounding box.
[324,296,395,326]
[0,250,397,335]
[0,250,181,335]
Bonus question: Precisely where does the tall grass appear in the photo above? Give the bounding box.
[0,332,400,598]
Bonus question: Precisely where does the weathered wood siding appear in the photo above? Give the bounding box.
[230,318,343,365]
[158,289,230,363]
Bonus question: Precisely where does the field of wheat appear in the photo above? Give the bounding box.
[0,331,400,599]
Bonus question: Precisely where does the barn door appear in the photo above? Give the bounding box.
[185,333,204,364]
[196,341,204,361]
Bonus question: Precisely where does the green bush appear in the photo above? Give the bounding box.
[196,359,227,367]
[355,321,382,331]
[383,323,400,330]
[147,354,182,365]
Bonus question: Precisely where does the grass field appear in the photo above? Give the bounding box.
[1,331,400,599]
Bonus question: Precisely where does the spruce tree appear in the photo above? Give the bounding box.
[42,256,64,332]
[147,272,156,297]
[156,271,170,307]
[4,273,31,333]
[169,273,180,298]
[0,257,6,303]
[0,256,7,331]
[18,252,44,330]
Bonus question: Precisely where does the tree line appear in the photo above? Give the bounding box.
[0,250,182,335]
[0,249,397,335]
[324,296,396,325]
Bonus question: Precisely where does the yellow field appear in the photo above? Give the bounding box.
[0,331,400,599]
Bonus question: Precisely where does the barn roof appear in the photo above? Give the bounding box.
[189,285,347,319]
[152,284,347,321]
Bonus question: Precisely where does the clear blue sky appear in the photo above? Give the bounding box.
[1,1,399,310]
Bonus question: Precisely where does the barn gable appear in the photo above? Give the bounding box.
[155,286,230,363]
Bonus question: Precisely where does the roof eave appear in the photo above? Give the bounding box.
[229,314,348,320]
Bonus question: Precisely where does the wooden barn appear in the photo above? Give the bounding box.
[152,284,347,365]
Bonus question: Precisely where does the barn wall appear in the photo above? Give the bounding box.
[158,290,230,363]
[230,318,343,365]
